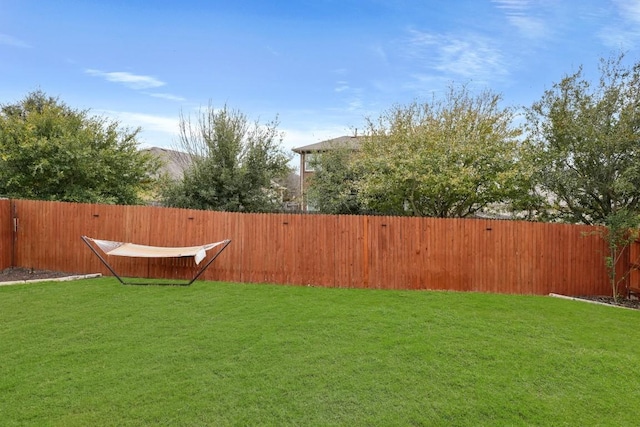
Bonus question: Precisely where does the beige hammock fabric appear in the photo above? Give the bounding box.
[85,237,227,265]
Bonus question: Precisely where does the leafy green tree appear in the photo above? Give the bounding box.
[525,53,640,225]
[162,104,291,212]
[357,85,525,217]
[0,90,158,204]
[305,145,364,214]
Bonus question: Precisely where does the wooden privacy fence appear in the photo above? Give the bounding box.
[0,199,621,296]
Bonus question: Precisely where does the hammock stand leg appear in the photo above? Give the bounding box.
[186,239,232,285]
[81,236,126,285]
[82,236,231,286]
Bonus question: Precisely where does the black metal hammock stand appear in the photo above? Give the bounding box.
[81,236,231,286]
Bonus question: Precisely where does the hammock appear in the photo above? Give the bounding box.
[82,236,231,286]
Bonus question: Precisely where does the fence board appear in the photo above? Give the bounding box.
[0,199,11,270]
[8,199,616,296]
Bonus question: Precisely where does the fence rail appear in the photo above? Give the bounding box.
[1,199,618,296]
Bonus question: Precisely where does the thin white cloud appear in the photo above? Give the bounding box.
[404,30,508,83]
[491,0,549,39]
[403,74,451,94]
[346,98,363,112]
[492,0,531,12]
[599,30,638,49]
[0,33,31,48]
[614,0,640,23]
[266,45,281,56]
[330,84,365,114]
[506,15,547,38]
[85,110,180,148]
[334,81,350,92]
[85,69,165,90]
[370,43,388,64]
[148,92,186,102]
[437,39,506,78]
[98,110,179,134]
[599,0,640,49]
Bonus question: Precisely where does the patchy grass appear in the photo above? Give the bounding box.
[1,278,640,426]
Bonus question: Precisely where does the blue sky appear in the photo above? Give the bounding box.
[2,0,640,167]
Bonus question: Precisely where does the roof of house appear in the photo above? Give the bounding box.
[143,147,192,179]
[292,135,362,154]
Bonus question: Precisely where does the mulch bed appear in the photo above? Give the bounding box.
[0,267,79,282]
[573,295,640,310]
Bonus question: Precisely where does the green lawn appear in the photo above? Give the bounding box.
[1,278,640,426]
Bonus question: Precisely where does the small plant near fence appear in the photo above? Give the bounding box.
[588,209,640,303]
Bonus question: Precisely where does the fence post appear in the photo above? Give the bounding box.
[362,215,369,288]
[11,200,16,268]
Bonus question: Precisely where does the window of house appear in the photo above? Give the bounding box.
[305,201,318,212]
[304,153,316,172]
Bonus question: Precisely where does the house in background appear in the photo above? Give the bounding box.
[144,146,300,209]
[142,147,193,180]
[292,135,362,211]
[273,171,301,211]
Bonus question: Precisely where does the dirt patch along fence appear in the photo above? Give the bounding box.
[2,199,617,296]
